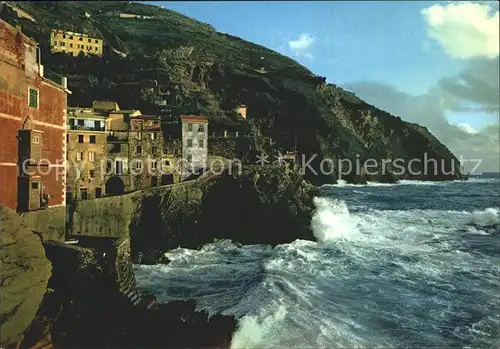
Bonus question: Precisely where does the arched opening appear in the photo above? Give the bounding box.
[161,173,174,185]
[105,176,125,196]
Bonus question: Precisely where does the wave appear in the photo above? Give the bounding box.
[471,207,499,227]
[324,178,497,189]
[230,304,287,349]
[310,197,358,242]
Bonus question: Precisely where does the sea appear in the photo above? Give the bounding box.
[134,173,500,348]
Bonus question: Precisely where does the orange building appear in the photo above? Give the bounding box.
[0,19,71,212]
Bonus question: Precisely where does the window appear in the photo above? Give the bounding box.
[135,162,143,171]
[81,189,88,200]
[151,146,157,155]
[78,119,84,127]
[76,152,83,161]
[31,182,39,190]
[116,161,123,175]
[32,135,40,144]
[69,43,73,48]
[95,47,99,51]
[137,120,144,130]
[78,135,84,143]
[151,132,158,140]
[187,123,193,132]
[88,152,95,162]
[63,34,66,39]
[94,120,103,131]
[95,39,98,43]
[187,139,193,147]
[136,146,142,154]
[66,134,69,143]
[88,38,91,42]
[163,159,171,167]
[89,169,95,178]
[136,132,142,140]
[187,154,193,163]
[29,88,38,108]
[151,160,157,169]
[61,42,66,47]
[79,37,83,41]
[89,135,96,144]
[199,139,204,148]
[95,188,102,198]
[69,36,73,40]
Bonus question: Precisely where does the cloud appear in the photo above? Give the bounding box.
[344,82,499,173]
[453,122,478,135]
[421,2,499,59]
[438,58,500,113]
[288,33,315,59]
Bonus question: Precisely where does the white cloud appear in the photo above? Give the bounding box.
[421,2,499,59]
[288,33,315,59]
[452,122,479,135]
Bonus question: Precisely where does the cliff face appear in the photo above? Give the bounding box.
[2,1,463,183]
[129,166,317,262]
[0,206,52,347]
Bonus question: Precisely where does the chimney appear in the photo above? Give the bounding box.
[61,76,67,89]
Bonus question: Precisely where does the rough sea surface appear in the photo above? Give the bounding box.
[135,175,500,348]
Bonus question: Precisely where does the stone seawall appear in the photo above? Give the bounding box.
[70,193,136,237]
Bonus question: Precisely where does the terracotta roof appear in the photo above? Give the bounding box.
[181,115,208,123]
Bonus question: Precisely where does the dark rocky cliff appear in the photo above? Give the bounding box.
[130,166,317,262]
[2,1,464,183]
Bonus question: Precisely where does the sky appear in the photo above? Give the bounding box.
[146,1,499,172]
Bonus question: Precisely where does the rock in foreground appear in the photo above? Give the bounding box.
[20,239,236,348]
[0,205,52,347]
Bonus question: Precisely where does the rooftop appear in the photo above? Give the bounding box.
[109,109,140,114]
[181,115,209,123]
[131,115,161,120]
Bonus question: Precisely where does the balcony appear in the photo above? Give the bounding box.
[67,119,106,132]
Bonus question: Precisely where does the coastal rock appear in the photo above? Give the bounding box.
[20,238,236,348]
[0,205,52,347]
[130,166,318,260]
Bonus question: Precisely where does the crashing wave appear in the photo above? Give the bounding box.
[230,304,287,349]
[310,197,357,242]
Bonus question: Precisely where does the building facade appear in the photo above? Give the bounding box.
[66,107,107,201]
[0,19,70,212]
[50,29,103,57]
[181,115,209,178]
[106,110,168,194]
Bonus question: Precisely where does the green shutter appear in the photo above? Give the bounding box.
[29,88,38,108]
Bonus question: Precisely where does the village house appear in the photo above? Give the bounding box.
[105,107,172,194]
[0,19,71,212]
[50,29,103,57]
[181,115,209,178]
[66,107,107,201]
